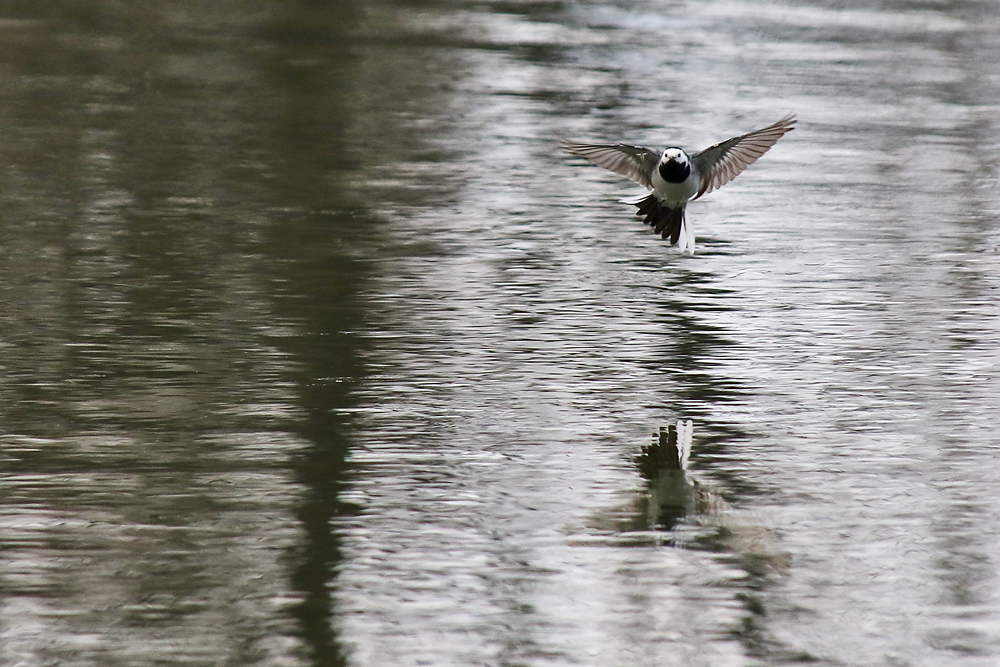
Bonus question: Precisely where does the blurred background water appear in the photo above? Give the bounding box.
[1,1,999,665]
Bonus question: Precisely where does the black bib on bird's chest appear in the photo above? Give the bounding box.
[658,160,690,183]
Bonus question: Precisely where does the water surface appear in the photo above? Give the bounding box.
[1,1,999,666]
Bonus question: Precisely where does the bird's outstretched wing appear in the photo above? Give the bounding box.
[691,114,796,199]
[561,141,660,189]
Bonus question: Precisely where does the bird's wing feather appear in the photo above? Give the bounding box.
[691,114,796,199]
[561,141,660,189]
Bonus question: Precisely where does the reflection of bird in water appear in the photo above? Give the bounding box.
[577,421,788,573]
[637,420,735,531]
[637,420,692,474]
[580,421,695,536]
[563,115,796,254]
[639,422,789,572]
[635,420,696,530]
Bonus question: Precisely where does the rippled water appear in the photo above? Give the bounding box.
[2,1,999,666]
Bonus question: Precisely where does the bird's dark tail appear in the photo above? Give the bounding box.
[632,194,685,245]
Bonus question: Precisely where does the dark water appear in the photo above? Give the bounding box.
[2,1,1000,666]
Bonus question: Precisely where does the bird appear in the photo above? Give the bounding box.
[562,114,796,254]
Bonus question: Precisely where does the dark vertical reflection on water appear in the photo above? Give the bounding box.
[0,7,303,664]
[640,268,759,503]
[0,3,386,664]
[269,209,359,664]
[258,6,366,663]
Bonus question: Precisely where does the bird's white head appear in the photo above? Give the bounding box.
[658,148,691,183]
[661,148,689,165]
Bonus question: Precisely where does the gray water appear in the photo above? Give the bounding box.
[2,1,999,666]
